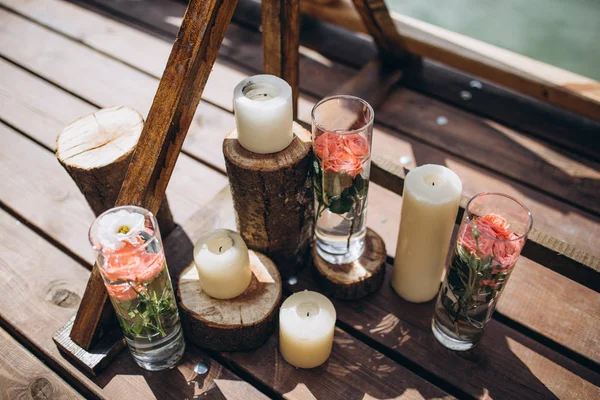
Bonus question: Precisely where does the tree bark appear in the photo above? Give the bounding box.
[223,122,313,278]
[56,106,176,235]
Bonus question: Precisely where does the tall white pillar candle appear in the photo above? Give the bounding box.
[392,164,462,303]
[279,290,336,368]
[233,74,293,154]
[193,229,252,300]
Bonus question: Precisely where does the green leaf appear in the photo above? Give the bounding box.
[353,174,368,196]
[329,195,354,214]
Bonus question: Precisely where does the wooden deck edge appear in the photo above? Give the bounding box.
[300,0,600,121]
[371,155,600,292]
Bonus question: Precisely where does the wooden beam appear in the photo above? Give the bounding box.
[301,0,600,121]
[262,0,300,117]
[350,0,410,64]
[370,154,600,292]
[69,0,238,350]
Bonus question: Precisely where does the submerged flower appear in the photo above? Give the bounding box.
[479,280,500,289]
[344,134,369,159]
[459,213,522,270]
[106,282,143,302]
[322,150,363,178]
[102,241,165,284]
[97,210,145,250]
[313,132,345,160]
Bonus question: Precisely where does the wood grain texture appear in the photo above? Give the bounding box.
[0,208,267,400]
[2,0,600,367]
[71,0,238,350]
[223,123,313,278]
[0,327,82,400]
[312,228,386,300]
[177,189,453,400]
[6,0,599,262]
[180,186,600,399]
[262,0,300,117]
[301,0,600,121]
[370,154,600,291]
[56,106,176,235]
[178,251,282,351]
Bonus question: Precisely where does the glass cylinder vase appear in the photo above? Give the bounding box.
[432,193,532,350]
[311,95,374,264]
[89,206,185,370]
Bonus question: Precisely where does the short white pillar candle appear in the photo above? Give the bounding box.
[279,290,336,369]
[193,229,252,300]
[392,164,462,303]
[233,74,294,154]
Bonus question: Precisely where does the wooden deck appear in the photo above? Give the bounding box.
[0,0,598,398]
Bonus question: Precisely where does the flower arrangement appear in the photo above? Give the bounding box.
[92,208,181,341]
[313,131,370,254]
[436,213,525,340]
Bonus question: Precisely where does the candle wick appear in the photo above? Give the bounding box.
[432,182,435,186]
[307,312,310,317]
[219,246,223,253]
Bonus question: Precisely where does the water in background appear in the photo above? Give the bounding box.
[387,0,600,80]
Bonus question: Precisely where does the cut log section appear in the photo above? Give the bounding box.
[313,228,386,300]
[178,250,282,351]
[223,122,313,278]
[55,105,175,235]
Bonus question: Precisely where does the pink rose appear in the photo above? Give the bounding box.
[106,282,143,302]
[480,214,512,239]
[459,218,496,257]
[343,134,369,159]
[102,240,165,284]
[314,132,345,160]
[492,234,522,269]
[322,150,363,178]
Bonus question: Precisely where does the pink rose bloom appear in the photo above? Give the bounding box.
[492,233,522,269]
[459,218,496,258]
[106,282,143,302]
[343,134,369,159]
[314,132,344,160]
[102,240,165,284]
[322,150,363,178]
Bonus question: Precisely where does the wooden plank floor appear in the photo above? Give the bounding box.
[0,0,598,399]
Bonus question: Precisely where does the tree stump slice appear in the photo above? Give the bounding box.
[223,122,313,278]
[178,250,282,351]
[55,106,175,235]
[313,229,386,300]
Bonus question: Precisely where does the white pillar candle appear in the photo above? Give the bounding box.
[279,290,336,369]
[193,229,252,300]
[392,164,462,303]
[233,74,294,154]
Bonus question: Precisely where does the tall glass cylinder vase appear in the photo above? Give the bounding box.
[89,206,185,370]
[432,193,532,350]
[311,95,374,264]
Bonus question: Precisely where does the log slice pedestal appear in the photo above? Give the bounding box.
[223,122,313,278]
[313,228,387,300]
[178,251,282,351]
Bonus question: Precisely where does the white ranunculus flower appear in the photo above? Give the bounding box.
[97,209,145,250]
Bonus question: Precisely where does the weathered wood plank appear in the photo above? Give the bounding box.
[370,155,600,292]
[0,131,453,398]
[261,0,300,117]
[300,0,600,121]
[0,327,82,400]
[0,207,268,400]
[30,0,600,259]
[3,0,599,369]
[188,187,600,399]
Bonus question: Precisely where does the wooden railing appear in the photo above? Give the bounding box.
[300,0,600,121]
